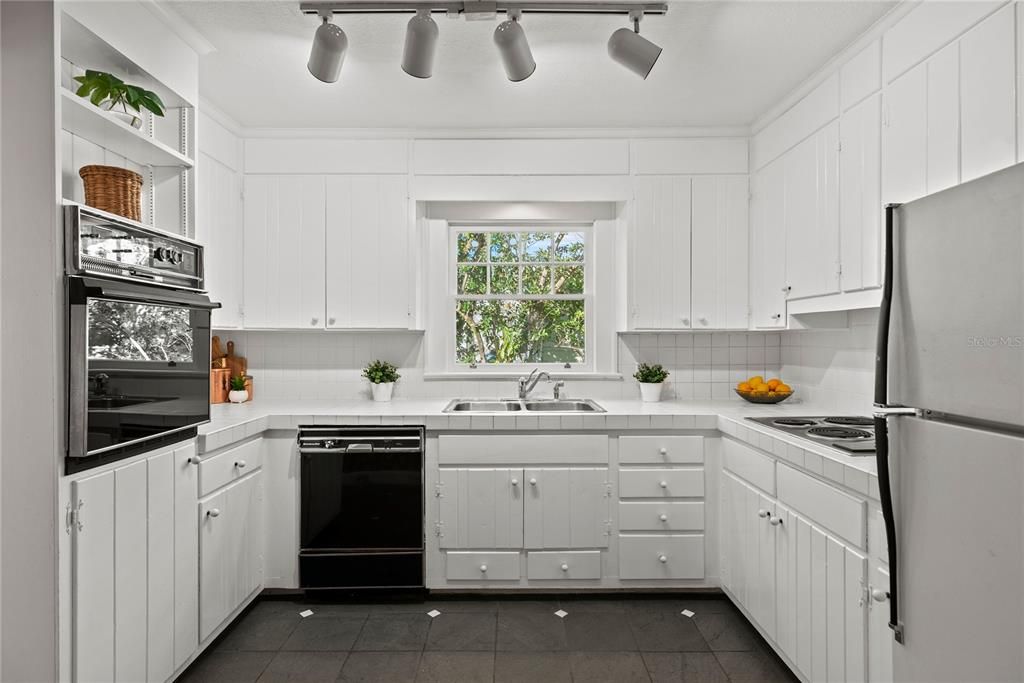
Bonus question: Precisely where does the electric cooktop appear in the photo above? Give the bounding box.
[746,416,876,455]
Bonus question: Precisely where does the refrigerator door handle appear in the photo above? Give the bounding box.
[874,407,918,417]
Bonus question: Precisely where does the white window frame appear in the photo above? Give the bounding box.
[445,222,595,375]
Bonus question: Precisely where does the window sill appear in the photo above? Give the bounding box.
[423,372,623,381]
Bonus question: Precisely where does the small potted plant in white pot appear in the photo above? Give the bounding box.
[228,375,249,404]
[363,360,400,402]
[635,363,669,402]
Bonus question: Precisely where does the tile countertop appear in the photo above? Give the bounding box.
[200,398,880,499]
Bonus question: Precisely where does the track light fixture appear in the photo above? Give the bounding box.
[402,9,439,78]
[307,14,348,83]
[494,11,535,82]
[300,2,666,83]
[607,11,661,79]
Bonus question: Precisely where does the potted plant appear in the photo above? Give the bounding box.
[228,375,249,404]
[634,363,669,402]
[363,360,400,402]
[73,69,165,129]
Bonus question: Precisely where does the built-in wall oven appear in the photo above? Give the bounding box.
[65,204,218,474]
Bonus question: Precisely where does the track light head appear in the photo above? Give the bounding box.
[607,13,661,79]
[308,15,348,83]
[402,10,439,78]
[494,14,536,82]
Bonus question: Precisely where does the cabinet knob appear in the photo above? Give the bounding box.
[511,478,519,486]
[681,318,690,326]
[207,508,221,518]
[561,563,569,572]
[529,478,537,486]
[769,516,783,526]
[757,509,770,519]
[311,317,319,325]
[658,554,668,563]
[659,514,668,522]
[235,460,246,469]
[659,480,668,489]
[771,313,782,320]
[871,589,889,603]
[699,317,708,325]
[782,286,792,293]
[659,447,668,456]
[187,455,201,465]
[479,564,488,573]
[328,317,336,325]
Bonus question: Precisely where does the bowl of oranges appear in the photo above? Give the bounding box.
[735,376,793,404]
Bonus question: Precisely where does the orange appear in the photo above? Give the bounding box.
[748,375,764,386]
[767,379,781,390]
[752,385,769,395]
[776,383,792,393]
[737,382,752,392]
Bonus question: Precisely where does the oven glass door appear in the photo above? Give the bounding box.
[301,449,424,552]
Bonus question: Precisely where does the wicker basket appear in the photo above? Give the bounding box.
[79,165,143,222]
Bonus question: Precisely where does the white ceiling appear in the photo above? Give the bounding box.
[171,0,896,129]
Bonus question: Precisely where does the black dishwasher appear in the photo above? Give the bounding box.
[298,425,425,591]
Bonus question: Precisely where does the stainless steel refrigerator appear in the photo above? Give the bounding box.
[875,161,1024,682]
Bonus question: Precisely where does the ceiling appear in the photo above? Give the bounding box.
[170,0,897,130]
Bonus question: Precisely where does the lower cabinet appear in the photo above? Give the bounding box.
[69,441,199,683]
[619,535,704,579]
[199,468,264,641]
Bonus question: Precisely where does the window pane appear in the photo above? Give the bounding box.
[522,232,552,262]
[522,265,550,294]
[554,232,585,261]
[489,232,519,262]
[457,233,486,262]
[457,265,487,294]
[455,299,585,364]
[553,265,584,294]
[490,265,519,294]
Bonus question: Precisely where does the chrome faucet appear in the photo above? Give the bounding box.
[553,380,565,400]
[518,369,551,399]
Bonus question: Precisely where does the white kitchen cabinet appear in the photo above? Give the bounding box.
[631,176,692,329]
[199,469,263,642]
[69,441,200,683]
[199,154,244,328]
[867,566,894,683]
[618,535,705,580]
[523,467,609,549]
[839,93,882,292]
[437,467,524,549]
[325,175,411,329]
[959,4,1016,183]
[690,176,750,330]
[721,472,776,640]
[882,63,928,205]
[750,159,787,328]
[784,121,841,300]
[925,43,960,195]
[242,175,326,329]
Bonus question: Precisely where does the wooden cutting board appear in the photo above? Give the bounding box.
[225,340,247,377]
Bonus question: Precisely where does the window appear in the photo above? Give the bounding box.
[452,227,589,368]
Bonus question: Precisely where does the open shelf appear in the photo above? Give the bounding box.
[61,90,194,169]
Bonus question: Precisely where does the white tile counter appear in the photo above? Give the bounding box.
[199,398,880,498]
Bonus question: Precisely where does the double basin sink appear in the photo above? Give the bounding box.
[443,398,605,413]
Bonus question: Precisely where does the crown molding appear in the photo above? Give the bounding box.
[235,125,751,140]
[139,0,217,56]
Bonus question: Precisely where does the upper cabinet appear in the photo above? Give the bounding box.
[630,175,749,330]
[750,160,787,328]
[840,94,883,292]
[198,154,243,328]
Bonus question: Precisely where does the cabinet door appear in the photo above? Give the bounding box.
[71,471,115,683]
[750,490,777,641]
[867,565,893,683]
[199,487,229,641]
[438,468,524,549]
[174,443,199,668]
[114,460,149,683]
[882,63,927,205]
[631,176,692,329]
[243,175,326,329]
[750,161,786,328]
[691,176,749,330]
[147,451,176,682]
[326,175,411,329]
[840,93,882,292]
[199,155,244,328]
[524,468,609,549]
[784,122,840,299]
[960,5,1016,183]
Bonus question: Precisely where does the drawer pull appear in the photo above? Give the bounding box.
[235,460,247,469]
[560,563,569,572]
[871,589,889,603]
[529,478,537,486]
[659,481,668,489]
[757,509,770,519]
[659,447,668,455]
[511,478,519,486]
[479,564,488,573]
[207,508,221,518]
[769,516,783,526]
[658,554,668,563]
[187,455,200,465]
[659,514,668,522]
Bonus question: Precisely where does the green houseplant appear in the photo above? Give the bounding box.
[363,360,400,402]
[634,363,669,402]
[73,70,165,129]
[228,375,248,404]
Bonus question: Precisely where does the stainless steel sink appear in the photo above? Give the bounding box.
[442,398,605,413]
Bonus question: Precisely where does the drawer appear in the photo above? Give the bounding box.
[439,434,608,465]
[445,552,520,581]
[777,464,866,547]
[618,535,704,580]
[723,438,775,494]
[619,468,704,498]
[526,551,602,580]
[618,501,705,532]
[619,436,703,465]
[199,438,263,497]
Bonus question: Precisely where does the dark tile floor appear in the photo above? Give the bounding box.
[179,595,799,682]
